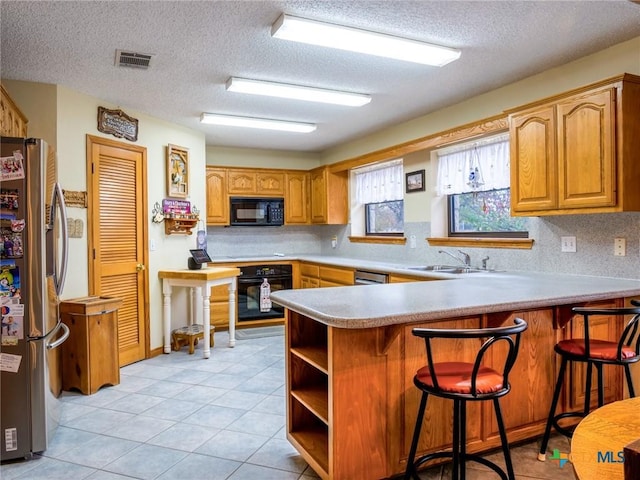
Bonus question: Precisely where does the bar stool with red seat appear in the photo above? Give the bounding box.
[405,317,528,480]
[537,305,640,462]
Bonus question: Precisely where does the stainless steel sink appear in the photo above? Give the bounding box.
[407,265,486,274]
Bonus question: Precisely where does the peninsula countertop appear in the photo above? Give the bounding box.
[270,271,640,328]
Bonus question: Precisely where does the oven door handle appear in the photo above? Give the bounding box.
[238,276,291,284]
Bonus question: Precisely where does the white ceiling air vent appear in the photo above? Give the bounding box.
[115,50,153,69]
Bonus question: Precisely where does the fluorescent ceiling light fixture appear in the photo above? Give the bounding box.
[200,113,316,133]
[226,77,371,107]
[271,14,461,67]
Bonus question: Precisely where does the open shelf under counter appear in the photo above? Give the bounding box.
[290,346,328,373]
[291,386,328,425]
[288,397,329,479]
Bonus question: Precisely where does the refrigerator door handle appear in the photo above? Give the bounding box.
[46,321,70,350]
[49,182,69,296]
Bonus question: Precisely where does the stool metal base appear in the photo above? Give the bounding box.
[405,394,515,480]
[412,451,510,480]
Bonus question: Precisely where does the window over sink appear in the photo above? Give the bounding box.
[436,134,528,238]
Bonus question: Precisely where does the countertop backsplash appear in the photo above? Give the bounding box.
[205,213,640,280]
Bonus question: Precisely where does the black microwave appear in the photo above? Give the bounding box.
[230,197,285,226]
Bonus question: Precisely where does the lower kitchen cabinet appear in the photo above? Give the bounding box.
[300,263,320,289]
[319,265,353,287]
[209,284,231,330]
[389,273,435,283]
[299,262,354,288]
[285,300,628,479]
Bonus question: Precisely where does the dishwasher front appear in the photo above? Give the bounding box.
[354,269,389,285]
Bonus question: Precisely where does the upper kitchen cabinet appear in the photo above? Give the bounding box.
[0,84,28,137]
[206,167,229,225]
[310,166,348,224]
[285,171,309,224]
[227,168,285,196]
[508,74,640,216]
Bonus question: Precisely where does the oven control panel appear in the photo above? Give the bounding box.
[240,264,292,278]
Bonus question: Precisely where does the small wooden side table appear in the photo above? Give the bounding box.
[158,267,239,359]
[571,396,640,480]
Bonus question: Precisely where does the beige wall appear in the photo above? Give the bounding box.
[3,82,206,350]
[3,80,57,148]
[321,36,640,165]
[207,145,320,170]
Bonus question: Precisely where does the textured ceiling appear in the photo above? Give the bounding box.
[2,1,640,152]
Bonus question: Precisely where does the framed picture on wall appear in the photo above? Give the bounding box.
[405,169,425,193]
[167,144,189,198]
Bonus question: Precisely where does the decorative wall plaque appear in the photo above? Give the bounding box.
[97,106,138,142]
[62,189,88,208]
[166,144,189,198]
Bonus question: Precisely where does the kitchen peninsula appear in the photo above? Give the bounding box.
[270,272,640,480]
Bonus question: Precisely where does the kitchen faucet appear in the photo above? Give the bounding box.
[438,249,471,267]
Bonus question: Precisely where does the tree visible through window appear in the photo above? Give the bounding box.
[449,188,527,236]
[365,200,404,235]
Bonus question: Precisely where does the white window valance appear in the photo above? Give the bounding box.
[354,159,403,204]
[436,134,510,196]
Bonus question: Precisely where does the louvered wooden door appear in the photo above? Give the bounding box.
[87,135,149,367]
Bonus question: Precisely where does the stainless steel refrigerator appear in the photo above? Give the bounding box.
[0,137,69,461]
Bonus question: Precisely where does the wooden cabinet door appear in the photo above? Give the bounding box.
[509,106,558,213]
[558,88,616,209]
[256,171,285,195]
[285,172,309,224]
[300,276,320,288]
[319,266,353,286]
[227,169,256,194]
[209,284,231,330]
[1,84,28,137]
[483,309,558,442]
[205,167,229,225]
[310,167,328,223]
[300,263,320,288]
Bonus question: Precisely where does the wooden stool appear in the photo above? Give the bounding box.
[171,324,215,354]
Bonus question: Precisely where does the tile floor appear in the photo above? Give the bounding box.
[1,328,577,480]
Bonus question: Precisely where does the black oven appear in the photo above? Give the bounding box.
[237,264,292,322]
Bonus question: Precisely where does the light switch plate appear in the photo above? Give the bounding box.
[561,236,576,253]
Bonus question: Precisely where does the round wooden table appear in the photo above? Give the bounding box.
[571,396,640,480]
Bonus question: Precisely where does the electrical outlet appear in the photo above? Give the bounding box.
[561,236,577,253]
[331,235,337,249]
[614,237,626,256]
[410,235,416,249]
